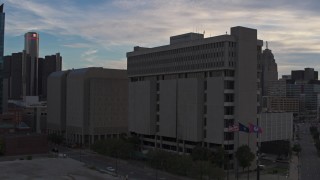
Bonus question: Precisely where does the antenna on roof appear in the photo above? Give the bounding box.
[266,41,268,49]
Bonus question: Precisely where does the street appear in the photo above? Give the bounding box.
[298,123,320,180]
[57,146,191,180]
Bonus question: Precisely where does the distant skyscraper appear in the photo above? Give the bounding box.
[0,4,5,113]
[39,53,62,99]
[24,32,39,95]
[261,44,278,96]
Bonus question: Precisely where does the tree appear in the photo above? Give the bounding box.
[212,146,226,168]
[313,132,320,140]
[191,146,213,161]
[47,133,63,145]
[292,144,302,154]
[235,145,255,172]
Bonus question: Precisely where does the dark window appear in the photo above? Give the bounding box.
[224,107,234,115]
[224,81,234,89]
[224,132,234,141]
[224,119,234,128]
[224,94,234,102]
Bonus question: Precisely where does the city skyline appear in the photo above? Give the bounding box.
[3,0,320,77]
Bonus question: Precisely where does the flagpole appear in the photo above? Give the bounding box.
[237,121,239,180]
[247,127,250,180]
[257,119,260,180]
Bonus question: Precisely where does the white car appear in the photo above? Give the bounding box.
[106,167,115,172]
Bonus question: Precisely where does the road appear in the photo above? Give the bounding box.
[298,123,320,180]
[56,145,191,180]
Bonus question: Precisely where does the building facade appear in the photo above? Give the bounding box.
[127,26,262,168]
[47,68,128,145]
[291,68,318,82]
[0,4,5,113]
[261,47,278,96]
[262,96,299,113]
[259,112,293,142]
[38,53,62,99]
[47,70,69,136]
[4,51,61,100]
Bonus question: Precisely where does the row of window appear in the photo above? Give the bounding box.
[129,51,230,67]
[130,41,236,62]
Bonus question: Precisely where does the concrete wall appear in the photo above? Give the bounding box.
[177,78,203,142]
[66,70,85,134]
[47,71,68,133]
[66,68,128,144]
[260,113,293,142]
[128,80,156,135]
[231,26,257,148]
[159,79,177,138]
[89,78,128,135]
[206,76,224,144]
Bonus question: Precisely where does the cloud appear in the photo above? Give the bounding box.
[81,49,98,57]
[62,43,91,48]
[4,0,320,76]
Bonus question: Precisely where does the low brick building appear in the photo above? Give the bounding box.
[3,133,48,156]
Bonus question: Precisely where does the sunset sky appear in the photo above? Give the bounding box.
[3,0,320,77]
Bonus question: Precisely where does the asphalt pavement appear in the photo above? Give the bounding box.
[299,123,320,180]
[57,146,192,180]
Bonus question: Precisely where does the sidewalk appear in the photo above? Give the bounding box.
[288,154,299,180]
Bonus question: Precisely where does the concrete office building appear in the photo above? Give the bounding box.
[267,79,287,97]
[259,113,293,142]
[261,45,278,96]
[48,68,128,145]
[47,70,69,136]
[262,96,299,113]
[24,32,39,96]
[127,26,262,168]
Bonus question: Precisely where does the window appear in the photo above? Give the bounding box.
[224,107,234,115]
[224,132,234,141]
[224,81,234,89]
[224,119,234,128]
[224,94,234,102]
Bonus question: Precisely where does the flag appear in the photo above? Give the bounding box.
[249,123,262,133]
[239,122,249,133]
[228,123,239,132]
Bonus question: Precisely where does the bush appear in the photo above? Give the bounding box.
[26,156,32,160]
[292,144,302,154]
[91,138,135,159]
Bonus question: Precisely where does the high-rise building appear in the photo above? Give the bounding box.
[0,4,5,113]
[38,53,62,99]
[127,26,262,169]
[24,32,39,95]
[291,68,318,82]
[4,51,61,100]
[4,53,23,99]
[261,45,278,96]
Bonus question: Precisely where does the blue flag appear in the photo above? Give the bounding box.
[239,122,249,133]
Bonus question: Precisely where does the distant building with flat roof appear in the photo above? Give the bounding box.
[47,68,128,145]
